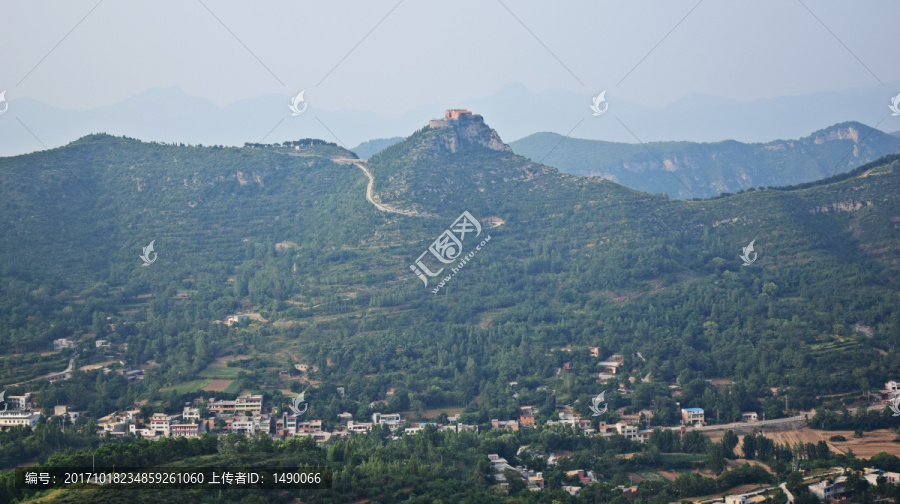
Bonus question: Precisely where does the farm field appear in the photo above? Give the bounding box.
[159,379,212,395]
[760,427,900,458]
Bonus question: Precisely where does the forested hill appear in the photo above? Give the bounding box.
[510,121,900,199]
[1,118,899,415]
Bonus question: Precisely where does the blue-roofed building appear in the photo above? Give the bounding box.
[681,408,705,425]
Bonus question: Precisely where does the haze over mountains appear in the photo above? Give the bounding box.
[510,122,900,199]
[357,120,900,199]
[2,81,899,158]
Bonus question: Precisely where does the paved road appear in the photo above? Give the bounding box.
[4,354,75,387]
[678,415,806,432]
[351,162,428,217]
[779,483,794,504]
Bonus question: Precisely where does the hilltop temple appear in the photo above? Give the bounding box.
[429,109,474,128]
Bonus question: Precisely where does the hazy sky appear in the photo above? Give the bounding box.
[2,0,899,115]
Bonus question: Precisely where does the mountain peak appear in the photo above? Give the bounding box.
[803,121,878,144]
[426,109,510,153]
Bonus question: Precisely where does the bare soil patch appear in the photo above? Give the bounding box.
[749,427,899,458]
[204,379,233,392]
[214,355,250,364]
[657,470,680,482]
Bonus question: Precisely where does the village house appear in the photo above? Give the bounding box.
[438,422,477,433]
[149,413,172,437]
[170,422,202,437]
[566,469,593,486]
[546,412,592,432]
[491,419,519,431]
[53,405,81,420]
[123,369,145,381]
[519,406,536,427]
[295,430,332,443]
[528,472,545,489]
[6,393,33,410]
[371,412,403,431]
[230,416,255,435]
[346,421,373,434]
[863,467,900,486]
[54,338,76,351]
[225,314,249,326]
[297,419,323,434]
[563,485,582,496]
[182,405,201,421]
[208,394,262,415]
[595,421,616,437]
[681,407,705,425]
[488,454,512,474]
[598,354,624,375]
[0,410,41,430]
[97,410,139,435]
[615,422,641,441]
[808,476,847,501]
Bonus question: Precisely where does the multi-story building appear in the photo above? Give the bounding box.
[231,417,255,434]
[808,476,846,500]
[170,422,202,437]
[681,408,705,425]
[371,412,403,431]
[149,413,171,437]
[208,395,263,415]
[615,422,640,441]
[519,411,536,427]
[7,393,33,410]
[491,419,519,431]
[297,419,322,434]
[346,421,373,434]
[0,410,41,430]
[181,405,200,421]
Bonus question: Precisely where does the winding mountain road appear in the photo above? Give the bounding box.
[341,160,431,217]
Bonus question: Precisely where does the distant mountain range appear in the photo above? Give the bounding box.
[346,121,900,199]
[351,137,404,159]
[509,122,900,199]
[2,81,899,158]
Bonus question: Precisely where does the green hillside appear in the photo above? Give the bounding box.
[509,121,900,199]
[1,117,900,503]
